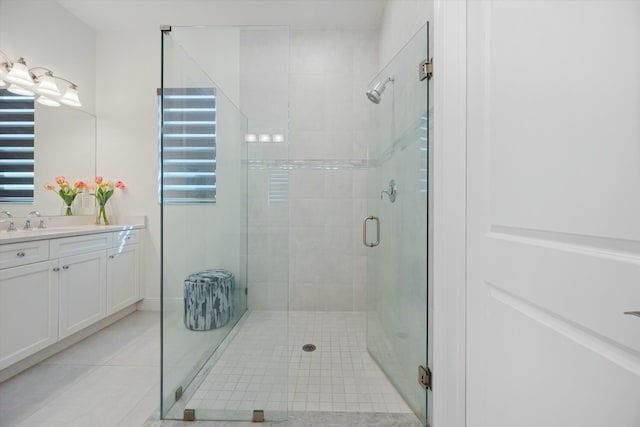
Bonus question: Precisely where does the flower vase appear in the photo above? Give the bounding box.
[96,202,111,225]
[61,201,74,216]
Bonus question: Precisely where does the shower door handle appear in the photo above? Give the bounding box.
[363,216,380,248]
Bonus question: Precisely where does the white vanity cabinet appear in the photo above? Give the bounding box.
[57,251,108,339]
[107,230,140,315]
[0,227,142,371]
[51,233,111,339]
[0,258,58,370]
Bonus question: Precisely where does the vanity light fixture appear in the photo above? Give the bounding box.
[7,83,35,96]
[4,57,33,86]
[36,72,61,97]
[0,49,82,108]
[37,96,61,107]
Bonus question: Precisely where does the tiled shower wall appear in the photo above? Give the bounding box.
[244,29,379,311]
[288,30,378,311]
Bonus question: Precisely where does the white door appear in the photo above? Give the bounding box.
[466,1,640,426]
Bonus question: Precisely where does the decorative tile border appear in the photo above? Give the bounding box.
[243,114,428,171]
[245,159,368,170]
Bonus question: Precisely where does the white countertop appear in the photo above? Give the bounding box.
[0,216,146,245]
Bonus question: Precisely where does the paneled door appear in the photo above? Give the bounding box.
[467,1,640,426]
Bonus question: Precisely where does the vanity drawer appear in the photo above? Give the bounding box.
[50,233,112,258]
[112,229,140,248]
[0,240,49,269]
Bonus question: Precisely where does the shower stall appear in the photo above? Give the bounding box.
[160,21,430,425]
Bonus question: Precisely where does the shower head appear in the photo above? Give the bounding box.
[366,76,394,104]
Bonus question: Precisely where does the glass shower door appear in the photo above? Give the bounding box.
[161,26,289,423]
[160,30,250,421]
[365,23,430,425]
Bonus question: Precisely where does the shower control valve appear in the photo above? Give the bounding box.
[380,179,397,203]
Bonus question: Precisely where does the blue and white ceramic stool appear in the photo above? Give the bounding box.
[184,269,234,331]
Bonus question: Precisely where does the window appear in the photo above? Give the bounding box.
[0,88,35,202]
[268,170,289,203]
[160,87,217,203]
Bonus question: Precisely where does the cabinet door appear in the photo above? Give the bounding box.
[0,260,58,370]
[58,251,107,339]
[106,244,140,315]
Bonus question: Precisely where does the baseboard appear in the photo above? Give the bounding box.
[0,305,136,383]
[136,297,160,311]
[136,297,181,312]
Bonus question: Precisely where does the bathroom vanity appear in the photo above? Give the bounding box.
[0,219,145,374]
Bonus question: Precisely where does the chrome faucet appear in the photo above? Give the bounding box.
[0,211,17,232]
[25,211,44,230]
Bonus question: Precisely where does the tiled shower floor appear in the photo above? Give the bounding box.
[180,311,412,416]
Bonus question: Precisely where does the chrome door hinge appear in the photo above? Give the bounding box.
[183,408,195,421]
[419,365,432,390]
[419,58,433,81]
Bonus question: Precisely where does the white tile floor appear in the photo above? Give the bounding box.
[0,311,160,427]
[0,310,419,427]
[182,311,411,415]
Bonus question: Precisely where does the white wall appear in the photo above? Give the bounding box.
[172,28,241,106]
[0,0,96,114]
[169,27,378,312]
[379,0,432,68]
[91,2,429,312]
[286,29,378,311]
[95,26,250,310]
[0,0,98,218]
[96,30,160,306]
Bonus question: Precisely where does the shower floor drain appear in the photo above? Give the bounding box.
[302,344,316,352]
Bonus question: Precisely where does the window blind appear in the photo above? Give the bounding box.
[0,88,35,202]
[161,87,217,203]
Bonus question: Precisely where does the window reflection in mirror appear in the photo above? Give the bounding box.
[0,93,96,217]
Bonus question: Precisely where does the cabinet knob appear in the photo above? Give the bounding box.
[109,255,116,259]
[16,251,25,257]
[53,267,60,272]
[62,265,69,270]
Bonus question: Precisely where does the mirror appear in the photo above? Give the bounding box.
[0,103,96,217]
